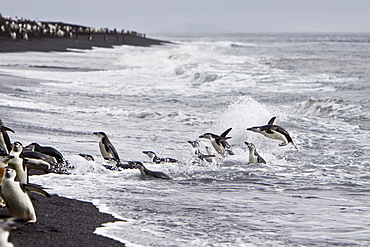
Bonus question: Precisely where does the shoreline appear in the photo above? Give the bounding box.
[0,34,169,53]
[1,192,126,247]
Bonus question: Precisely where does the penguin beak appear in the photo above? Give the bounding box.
[247,127,259,133]
[199,134,205,138]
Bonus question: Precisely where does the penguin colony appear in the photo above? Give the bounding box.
[0,116,297,244]
[0,15,146,41]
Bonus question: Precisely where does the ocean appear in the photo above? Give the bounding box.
[0,33,369,246]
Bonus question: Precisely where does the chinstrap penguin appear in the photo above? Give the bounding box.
[245,142,266,164]
[142,151,177,164]
[0,119,14,155]
[8,142,28,184]
[0,215,26,247]
[25,142,65,164]
[247,117,298,150]
[199,128,234,157]
[188,141,215,163]
[0,168,50,223]
[93,132,120,164]
[131,161,171,179]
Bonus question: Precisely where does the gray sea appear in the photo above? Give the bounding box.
[0,33,369,246]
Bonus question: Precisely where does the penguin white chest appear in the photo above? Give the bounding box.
[99,141,113,159]
[262,131,287,143]
[210,139,224,155]
[2,182,36,222]
[248,152,258,163]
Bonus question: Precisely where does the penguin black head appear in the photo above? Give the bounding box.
[246,127,261,133]
[25,142,41,151]
[188,141,200,148]
[93,132,107,138]
[11,142,23,152]
[199,133,215,140]
[4,167,16,179]
[245,142,256,150]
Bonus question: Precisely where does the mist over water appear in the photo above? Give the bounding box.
[0,33,370,246]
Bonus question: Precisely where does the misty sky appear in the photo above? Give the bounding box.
[1,0,369,34]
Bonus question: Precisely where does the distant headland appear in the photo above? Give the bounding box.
[0,14,169,52]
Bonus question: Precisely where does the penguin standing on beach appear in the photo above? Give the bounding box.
[247,117,298,150]
[199,128,233,157]
[0,168,50,223]
[8,142,28,184]
[0,215,25,247]
[245,142,266,164]
[0,155,13,207]
[93,132,120,164]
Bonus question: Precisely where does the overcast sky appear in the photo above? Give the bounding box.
[1,0,369,34]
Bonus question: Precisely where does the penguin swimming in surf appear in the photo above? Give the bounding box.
[0,168,50,223]
[247,117,298,150]
[199,128,234,157]
[188,141,215,163]
[93,132,120,164]
[142,151,177,164]
[245,142,266,164]
[131,161,171,180]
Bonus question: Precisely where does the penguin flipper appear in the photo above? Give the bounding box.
[1,126,15,133]
[257,156,266,164]
[22,184,51,198]
[267,117,277,125]
[265,126,276,134]
[220,128,232,138]
[105,143,120,162]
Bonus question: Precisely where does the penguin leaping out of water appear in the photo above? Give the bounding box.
[199,128,234,157]
[142,151,177,164]
[245,142,266,164]
[93,132,120,164]
[247,117,298,150]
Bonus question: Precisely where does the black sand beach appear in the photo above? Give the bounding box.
[0,16,164,246]
[0,17,169,52]
[1,193,125,247]
[0,34,167,53]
